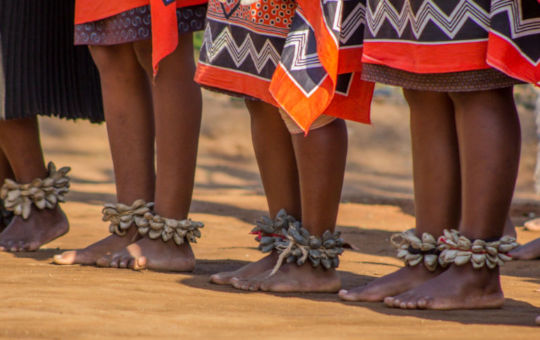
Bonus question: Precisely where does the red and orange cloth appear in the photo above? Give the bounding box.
[75,0,207,75]
[196,0,374,133]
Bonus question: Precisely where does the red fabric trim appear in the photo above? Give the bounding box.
[362,41,491,73]
[75,0,207,24]
[486,32,540,86]
[195,63,278,106]
[324,73,373,125]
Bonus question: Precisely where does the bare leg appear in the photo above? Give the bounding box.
[340,90,460,301]
[233,118,347,293]
[387,87,520,310]
[97,35,202,272]
[211,100,301,284]
[0,117,68,251]
[503,216,516,237]
[54,43,155,265]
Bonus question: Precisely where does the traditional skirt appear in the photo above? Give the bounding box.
[75,0,207,75]
[195,0,375,132]
[0,0,103,122]
[361,0,540,90]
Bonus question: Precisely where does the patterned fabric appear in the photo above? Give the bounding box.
[75,5,206,46]
[195,0,374,132]
[75,0,208,75]
[363,0,540,85]
[362,64,522,91]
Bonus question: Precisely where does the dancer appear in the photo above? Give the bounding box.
[339,0,539,309]
[54,0,207,271]
[195,0,374,292]
[0,0,103,252]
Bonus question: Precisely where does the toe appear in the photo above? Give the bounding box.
[383,297,395,307]
[10,241,23,252]
[27,241,41,252]
[53,251,76,265]
[210,272,232,285]
[109,256,121,268]
[248,281,261,291]
[417,297,430,309]
[131,256,147,271]
[338,289,352,301]
[232,279,248,291]
[406,300,416,309]
[119,257,131,268]
[535,315,540,326]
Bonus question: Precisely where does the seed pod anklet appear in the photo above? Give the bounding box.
[437,229,519,269]
[0,162,70,219]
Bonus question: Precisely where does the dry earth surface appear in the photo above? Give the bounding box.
[1,87,539,339]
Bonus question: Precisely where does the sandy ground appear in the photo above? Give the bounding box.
[1,87,540,339]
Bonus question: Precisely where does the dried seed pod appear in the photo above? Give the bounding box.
[472,253,485,264]
[173,234,185,245]
[308,236,322,249]
[498,243,516,253]
[498,253,512,262]
[321,257,332,269]
[323,239,336,249]
[454,254,471,266]
[148,230,161,239]
[260,243,275,253]
[397,249,408,259]
[408,256,423,267]
[486,246,498,256]
[424,254,438,271]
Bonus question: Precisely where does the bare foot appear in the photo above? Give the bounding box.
[509,238,540,260]
[0,206,68,252]
[210,253,277,285]
[384,265,504,310]
[524,218,540,231]
[536,315,540,326]
[232,263,341,293]
[339,265,442,302]
[53,228,139,266]
[95,237,195,272]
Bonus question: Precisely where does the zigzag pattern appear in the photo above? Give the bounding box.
[283,29,322,71]
[367,0,491,39]
[340,1,366,44]
[201,25,281,74]
[492,0,540,38]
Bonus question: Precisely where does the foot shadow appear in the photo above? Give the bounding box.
[179,259,375,301]
[180,259,539,328]
[7,247,64,261]
[337,297,539,327]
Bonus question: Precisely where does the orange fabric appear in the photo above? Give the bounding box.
[362,41,491,74]
[75,0,207,75]
[75,0,206,23]
[269,0,373,132]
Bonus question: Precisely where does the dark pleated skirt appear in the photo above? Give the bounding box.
[0,0,104,122]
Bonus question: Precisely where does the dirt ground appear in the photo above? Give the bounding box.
[1,87,540,339]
